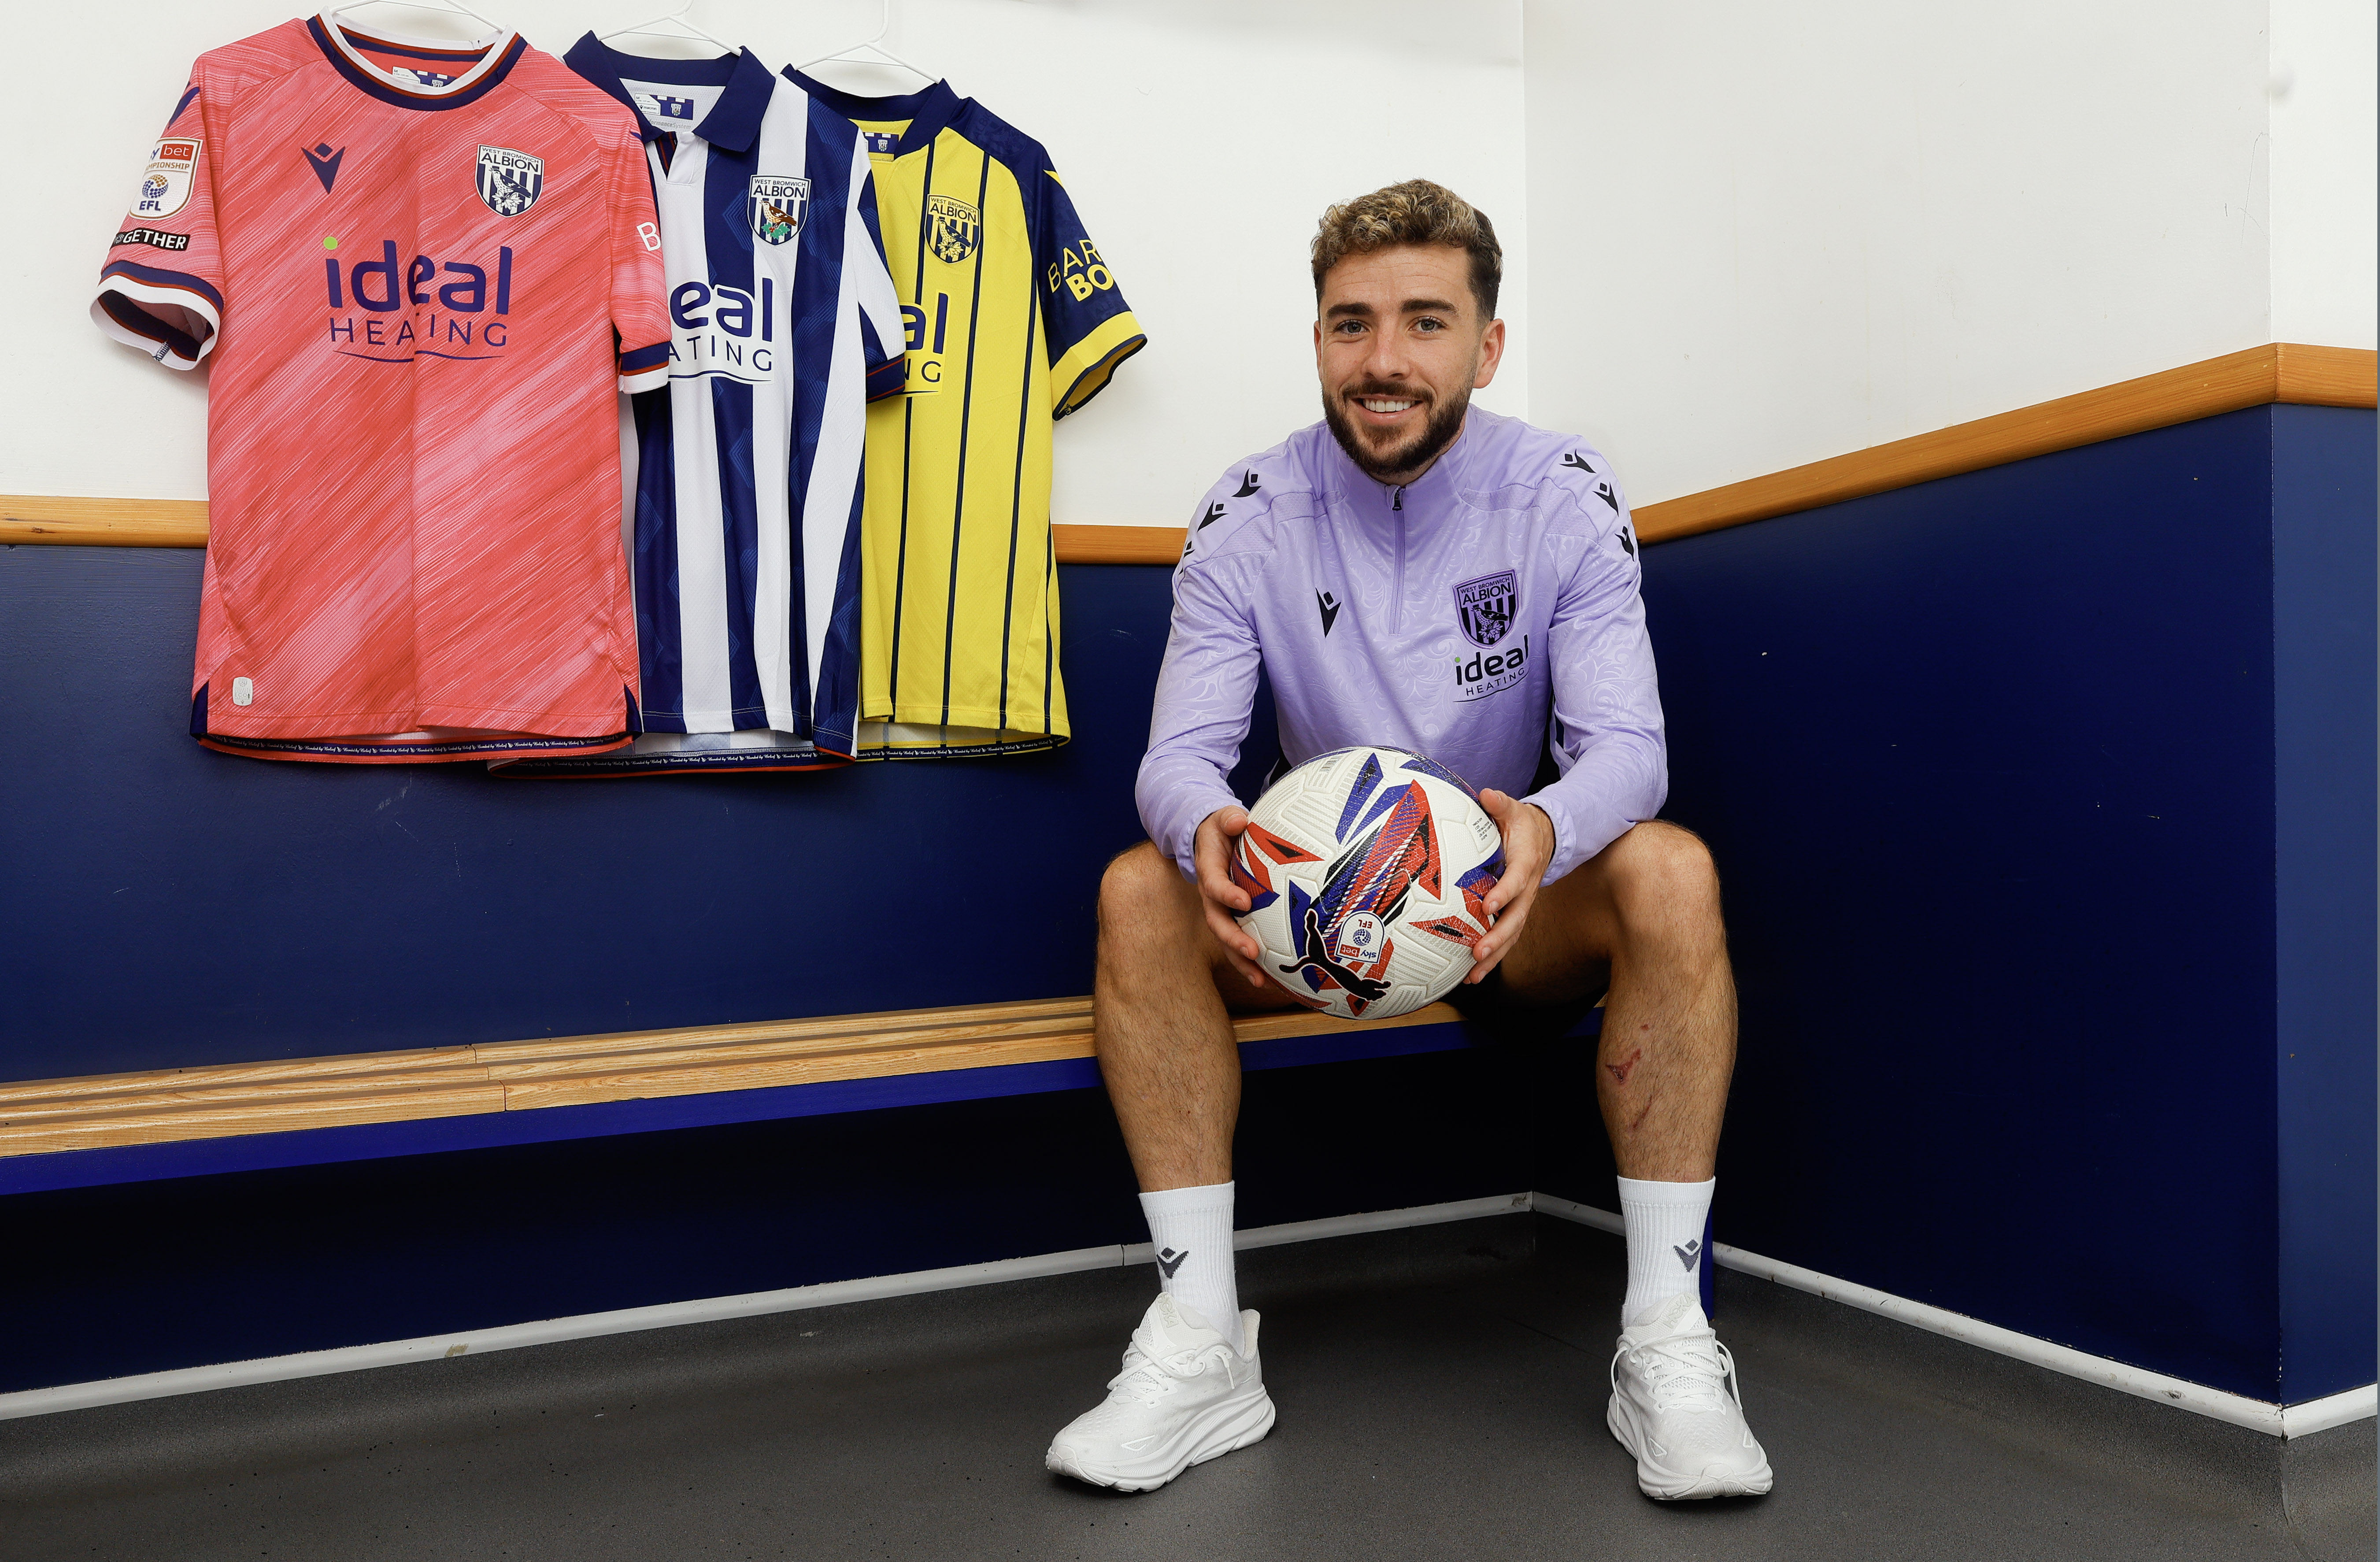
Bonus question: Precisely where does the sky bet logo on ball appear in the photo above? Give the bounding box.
[1332,911,1386,967]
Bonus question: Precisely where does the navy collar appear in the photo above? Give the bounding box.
[785,71,964,156]
[563,34,777,153]
[309,15,525,111]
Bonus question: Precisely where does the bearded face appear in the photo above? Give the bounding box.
[1313,244,1504,488]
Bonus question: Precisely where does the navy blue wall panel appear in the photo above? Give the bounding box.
[4,406,2369,1403]
[2269,404,2379,1403]
[0,1047,1528,1395]
[0,558,1267,1082]
[1553,407,2291,1399]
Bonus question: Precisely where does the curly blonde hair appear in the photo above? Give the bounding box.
[1310,179,1502,319]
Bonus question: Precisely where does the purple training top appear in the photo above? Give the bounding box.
[1137,407,1667,886]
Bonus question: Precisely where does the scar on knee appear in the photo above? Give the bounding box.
[1604,1048,1643,1086]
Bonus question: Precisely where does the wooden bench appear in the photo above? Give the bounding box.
[0,997,1467,1161]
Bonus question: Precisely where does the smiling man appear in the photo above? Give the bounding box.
[1044,181,1769,1502]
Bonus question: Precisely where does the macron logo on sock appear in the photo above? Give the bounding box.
[1674,1237,1703,1273]
[1156,1247,1189,1280]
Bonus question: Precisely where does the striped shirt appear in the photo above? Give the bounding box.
[792,74,1146,759]
[503,41,904,775]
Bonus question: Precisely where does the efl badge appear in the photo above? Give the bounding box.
[475,145,544,217]
[925,194,980,264]
[1331,911,1386,968]
[747,175,811,246]
[130,138,200,220]
[1453,570,1517,649]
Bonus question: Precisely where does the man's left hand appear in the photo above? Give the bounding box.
[1467,790,1554,983]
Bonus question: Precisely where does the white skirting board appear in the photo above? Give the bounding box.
[1532,1192,2376,1440]
[0,1193,1529,1424]
[1,1188,2367,1439]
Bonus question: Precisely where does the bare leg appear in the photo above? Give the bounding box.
[1492,821,1736,1180]
[1093,843,1298,1193]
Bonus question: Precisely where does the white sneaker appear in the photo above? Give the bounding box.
[1606,1292,1775,1499]
[1045,1293,1276,1492]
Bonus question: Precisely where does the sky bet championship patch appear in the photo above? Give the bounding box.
[129,138,199,220]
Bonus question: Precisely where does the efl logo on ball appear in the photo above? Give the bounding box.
[1332,912,1385,966]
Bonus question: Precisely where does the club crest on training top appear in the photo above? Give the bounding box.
[1453,570,1517,649]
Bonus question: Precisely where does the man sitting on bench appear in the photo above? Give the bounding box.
[1044,179,1771,1503]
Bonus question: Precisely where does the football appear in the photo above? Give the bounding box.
[1229,746,1507,1020]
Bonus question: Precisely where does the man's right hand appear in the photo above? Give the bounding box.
[1192,806,1272,992]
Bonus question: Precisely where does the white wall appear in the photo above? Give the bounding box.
[0,0,1528,524]
[1523,0,2371,508]
[12,1,2366,522]
[2269,0,2379,350]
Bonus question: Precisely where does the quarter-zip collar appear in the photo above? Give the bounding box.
[1322,416,1483,634]
[1325,414,1479,533]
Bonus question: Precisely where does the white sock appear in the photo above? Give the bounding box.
[1618,1175,1716,1327]
[1139,1181,1244,1354]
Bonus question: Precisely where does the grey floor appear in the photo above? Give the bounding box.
[1,1215,2370,1561]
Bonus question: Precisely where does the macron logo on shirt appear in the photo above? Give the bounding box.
[303,142,345,193]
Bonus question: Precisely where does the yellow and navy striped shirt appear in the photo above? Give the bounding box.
[789,74,1145,757]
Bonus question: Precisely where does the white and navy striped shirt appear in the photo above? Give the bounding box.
[518,40,902,774]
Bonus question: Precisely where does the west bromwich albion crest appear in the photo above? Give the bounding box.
[1453,570,1517,648]
[925,194,980,264]
[475,145,543,217]
[747,176,811,246]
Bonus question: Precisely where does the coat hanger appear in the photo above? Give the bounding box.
[326,0,505,39]
[600,0,735,55]
[794,0,937,86]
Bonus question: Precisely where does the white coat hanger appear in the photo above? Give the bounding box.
[326,0,505,38]
[600,0,735,55]
[795,0,937,86]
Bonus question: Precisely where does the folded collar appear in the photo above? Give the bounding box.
[785,70,963,156]
[563,34,777,153]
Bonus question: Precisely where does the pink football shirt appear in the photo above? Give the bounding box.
[94,15,671,762]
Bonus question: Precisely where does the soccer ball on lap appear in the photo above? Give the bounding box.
[1230,746,1507,1020]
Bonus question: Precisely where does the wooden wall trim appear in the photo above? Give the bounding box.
[0,996,1465,1159]
[0,504,1179,566]
[4,344,2370,557]
[1,495,208,547]
[1631,343,2377,544]
[1051,523,1184,566]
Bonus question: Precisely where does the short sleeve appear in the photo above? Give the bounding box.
[1028,159,1144,418]
[93,74,224,370]
[606,124,670,392]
